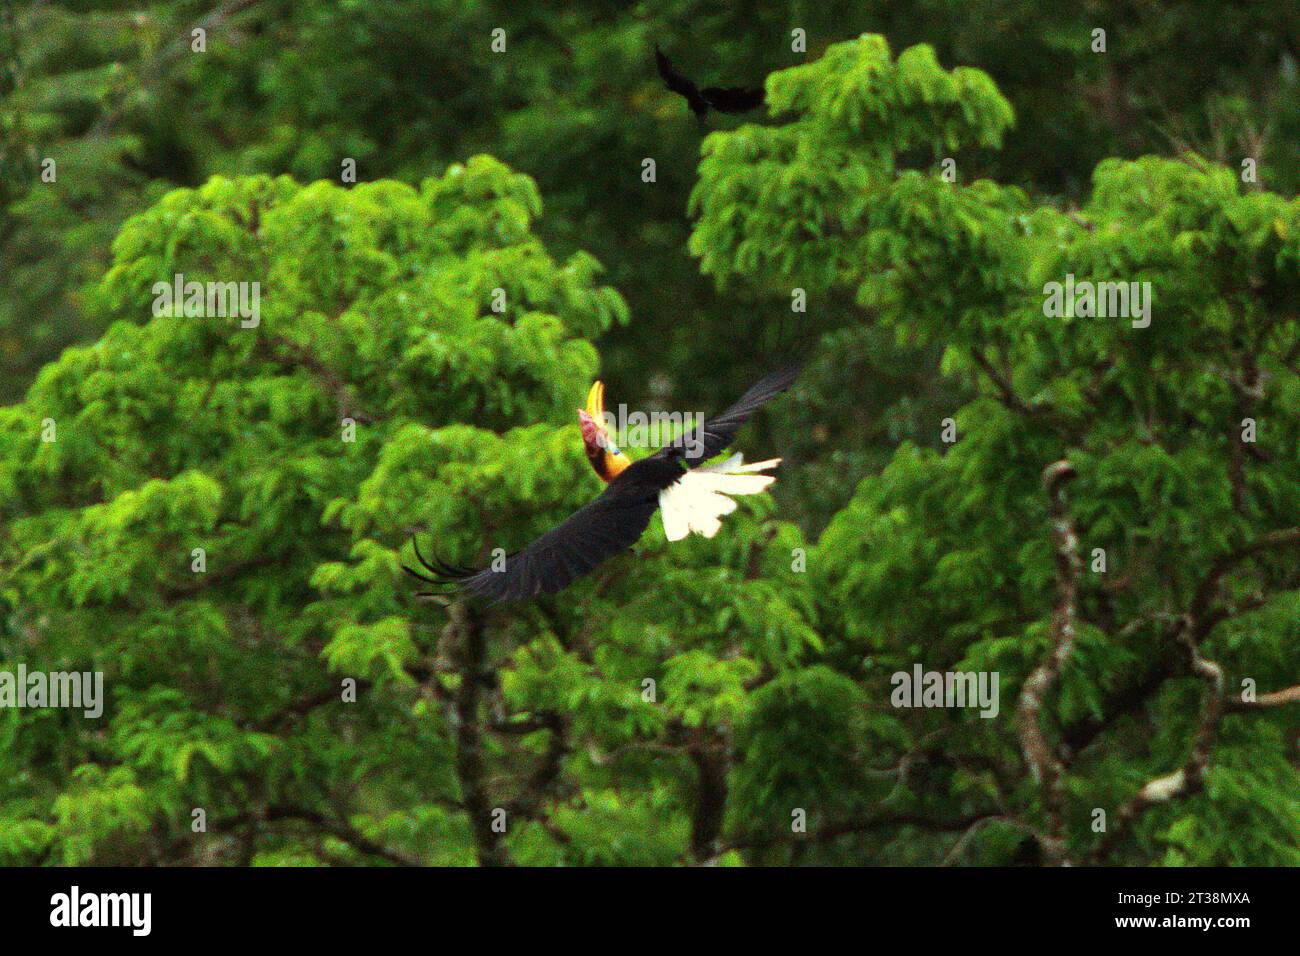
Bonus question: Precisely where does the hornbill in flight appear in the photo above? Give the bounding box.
[654,45,765,121]
[406,365,799,602]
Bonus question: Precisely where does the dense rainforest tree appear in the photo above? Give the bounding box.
[0,159,632,863]
[1,29,1295,865]
[4,1,1297,438]
[692,35,1299,863]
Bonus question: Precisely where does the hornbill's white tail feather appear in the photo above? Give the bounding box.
[658,454,781,541]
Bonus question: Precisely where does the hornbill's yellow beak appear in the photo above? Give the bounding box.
[578,381,608,447]
[577,380,630,482]
[585,380,605,421]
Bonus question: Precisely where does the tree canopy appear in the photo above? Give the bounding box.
[0,6,1297,866]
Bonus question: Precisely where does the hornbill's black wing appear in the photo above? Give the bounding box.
[405,472,668,603]
[701,85,765,113]
[655,46,709,118]
[659,363,801,468]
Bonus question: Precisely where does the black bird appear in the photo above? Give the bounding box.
[654,45,765,121]
[406,364,800,602]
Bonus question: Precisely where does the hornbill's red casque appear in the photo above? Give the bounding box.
[406,365,800,602]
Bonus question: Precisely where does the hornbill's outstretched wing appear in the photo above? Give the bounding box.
[405,466,665,602]
[655,45,764,119]
[408,365,800,602]
[656,362,801,467]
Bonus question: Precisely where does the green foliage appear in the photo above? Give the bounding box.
[694,35,1298,865]
[1,10,1296,867]
[0,159,633,864]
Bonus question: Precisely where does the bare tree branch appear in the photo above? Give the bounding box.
[725,811,1002,855]
[202,803,419,866]
[449,601,509,866]
[1016,459,1081,865]
[506,712,571,821]
[1189,528,1300,641]
[687,731,730,862]
[256,336,377,424]
[92,0,265,136]
[1090,620,1224,863]
[1226,684,1300,712]
[939,815,1041,866]
[1082,531,1299,862]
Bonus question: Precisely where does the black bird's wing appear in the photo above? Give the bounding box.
[701,85,765,113]
[655,46,709,118]
[405,474,667,603]
[655,45,699,98]
[659,363,801,468]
